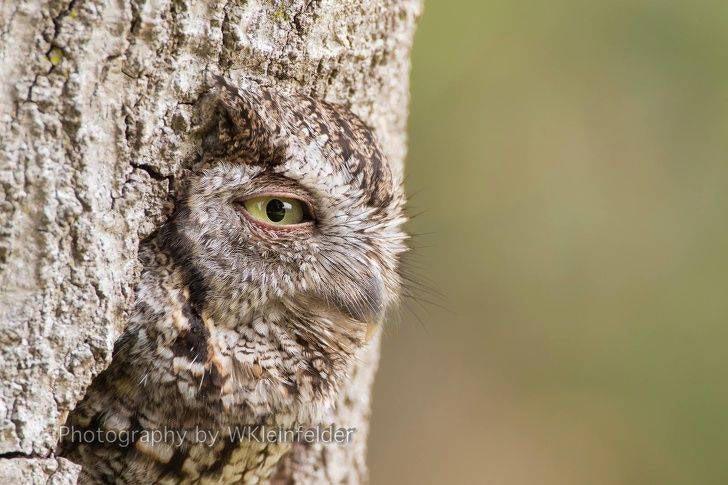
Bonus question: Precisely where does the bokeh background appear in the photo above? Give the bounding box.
[368,1,728,484]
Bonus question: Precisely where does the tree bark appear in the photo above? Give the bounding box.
[0,0,420,482]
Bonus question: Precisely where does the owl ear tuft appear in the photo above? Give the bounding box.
[195,77,286,166]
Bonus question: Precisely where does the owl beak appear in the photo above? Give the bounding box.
[326,275,384,327]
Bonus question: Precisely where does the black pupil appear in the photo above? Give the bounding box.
[266,199,286,222]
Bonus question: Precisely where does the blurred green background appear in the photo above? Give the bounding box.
[368,1,728,484]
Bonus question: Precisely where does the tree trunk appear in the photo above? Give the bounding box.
[0,0,420,482]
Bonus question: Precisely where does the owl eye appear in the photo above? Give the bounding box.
[241,196,312,226]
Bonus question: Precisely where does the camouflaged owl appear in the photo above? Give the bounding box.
[59,78,408,483]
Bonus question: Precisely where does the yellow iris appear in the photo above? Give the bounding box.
[243,196,307,226]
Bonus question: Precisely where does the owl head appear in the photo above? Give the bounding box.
[156,79,407,419]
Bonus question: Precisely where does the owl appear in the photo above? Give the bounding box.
[58,78,407,483]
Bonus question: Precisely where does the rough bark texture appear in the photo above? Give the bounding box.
[0,457,80,484]
[0,0,420,482]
